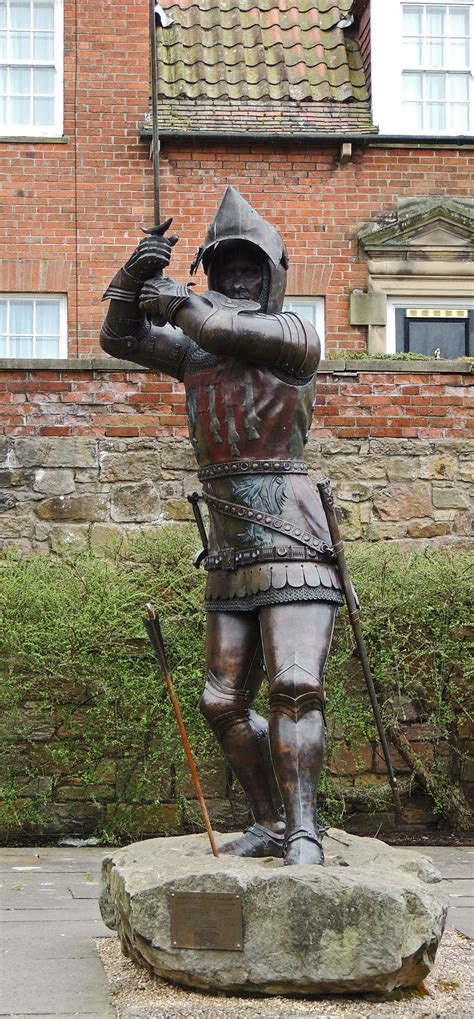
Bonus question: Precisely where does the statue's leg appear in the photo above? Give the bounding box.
[200,610,285,857]
[260,601,337,866]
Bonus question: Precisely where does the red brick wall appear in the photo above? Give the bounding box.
[0,364,470,440]
[1,5,474,359]
[0,0,152,356]
[157,140,474,355]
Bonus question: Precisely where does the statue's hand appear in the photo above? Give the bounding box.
[125,219,179,282]
[139,276,192,325]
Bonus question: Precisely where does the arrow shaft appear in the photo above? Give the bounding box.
[144,612,219,856]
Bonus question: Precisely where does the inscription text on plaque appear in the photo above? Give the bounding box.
[169,891,243,951]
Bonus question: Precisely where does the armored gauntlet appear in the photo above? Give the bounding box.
[139,277,193,326]
[103,231,177,303]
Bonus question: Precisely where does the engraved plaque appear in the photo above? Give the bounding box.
[169,891,243,951]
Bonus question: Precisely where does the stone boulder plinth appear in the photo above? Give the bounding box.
[99,830,446,996]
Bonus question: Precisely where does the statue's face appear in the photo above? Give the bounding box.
[214,247,263,302]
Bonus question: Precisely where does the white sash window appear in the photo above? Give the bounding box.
[0,295,67,358]
[403,4,471,131]
[0,0,63,136]
[372,0,473,135]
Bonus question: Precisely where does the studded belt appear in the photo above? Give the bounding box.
[201,492,334,560]
[197,458,308,481]
[205,544,332,571]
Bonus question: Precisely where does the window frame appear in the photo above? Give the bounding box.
[282,297,325,359]
[0,0,64,138]
[371,0,474,136]
[0,293,67,358]
[386,294,474,352]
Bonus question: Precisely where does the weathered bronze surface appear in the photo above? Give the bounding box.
[169,891,243,951]
[101,187,345,866]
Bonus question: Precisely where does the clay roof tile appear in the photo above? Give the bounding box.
[153,1,374,136]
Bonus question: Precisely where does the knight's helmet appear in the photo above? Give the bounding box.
[190,186,289,314]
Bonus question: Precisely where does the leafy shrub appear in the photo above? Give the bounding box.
[0,527,208,840]
[0,529,472,840]
[323,544,473,830]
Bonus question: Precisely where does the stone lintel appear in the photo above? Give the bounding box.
[367,260,474,278]
[323,359,473,374]
[0,358,140,371]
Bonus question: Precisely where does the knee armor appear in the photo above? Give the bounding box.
[268,655,325,722]
[199,670,251,742]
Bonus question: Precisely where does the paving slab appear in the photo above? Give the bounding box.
[0,847,114,1018]
[1,957,115,1016]
[411,845,473,938]
[2,920,105,959]
[0,907,107,923]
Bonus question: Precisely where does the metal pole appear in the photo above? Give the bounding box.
[143,603,219,857]
[149,1,161,223]
[317,479,403,818]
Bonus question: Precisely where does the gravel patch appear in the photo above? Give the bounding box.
[96,929,473,1019]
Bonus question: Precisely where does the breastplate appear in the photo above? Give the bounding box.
[184,357,315,468]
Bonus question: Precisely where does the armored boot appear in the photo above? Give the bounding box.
[217,711,285,858]
[270,709,326,866]
[266,653,328,866]
[200,671,285,857]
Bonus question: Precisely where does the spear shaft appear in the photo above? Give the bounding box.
[143,603,219,857]
[317,479,402,818]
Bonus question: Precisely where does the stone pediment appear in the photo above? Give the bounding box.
[358,199,474,261]
[407,223,472,248]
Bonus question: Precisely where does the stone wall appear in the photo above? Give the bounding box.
[3,684,471,841]
[1,358,472,839]
[0,360,472,554]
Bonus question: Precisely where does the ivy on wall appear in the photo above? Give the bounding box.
[0,528,472,842]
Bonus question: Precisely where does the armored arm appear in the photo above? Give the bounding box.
[139,281,321,378]
[100,226,191,380]
[189,302,321,378]
[100,301,191,380]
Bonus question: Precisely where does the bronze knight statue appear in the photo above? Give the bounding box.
[101,187,344,865]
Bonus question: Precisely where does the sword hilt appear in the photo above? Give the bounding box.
[187,491,209,565]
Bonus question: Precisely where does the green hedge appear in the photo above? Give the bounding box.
[0,528,472,840]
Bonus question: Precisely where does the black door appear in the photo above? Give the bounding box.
[395,308,473,357]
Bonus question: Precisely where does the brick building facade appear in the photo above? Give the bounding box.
[0,0,472,549]
[0,0,151,357]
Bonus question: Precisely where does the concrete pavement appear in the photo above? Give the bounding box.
[0,846,114,1019]
[0,843,472,1018]
[411,843,474,939]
